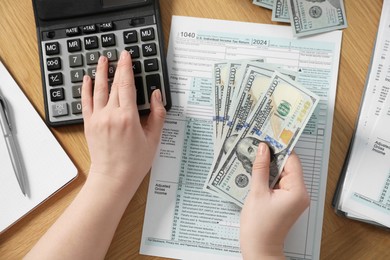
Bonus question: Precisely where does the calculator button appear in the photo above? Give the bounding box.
[132,61,142,74]
[86,51,100,65]
[142,43,157,56]
[134,76,145,105]
[52,102,68,117]
[71,101,83,114]
[50,88,65,101]
[108,65,116,78]
[123,30,138,44]
[100,22,114,32]
[67,39,82,52]
[72,85,82,98]
[85,36,99,50]
[69,54,83,67]
[83,24,97,34]
[144,58,159,72]
[70,69,85,83]
[146,74,161,101]
[140,28,155,41]
[101,34,116,47]
[48,72,63,86]
[125,46,140,59]
[103,49,117,61]
[87,67,97,80]
[45,42,60,55]
[46,57,62,71]
[66,27,80,36]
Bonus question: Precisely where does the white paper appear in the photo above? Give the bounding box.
[337,0,390,227]
[141,16,342,259]
[0,61,77,233]
[340,0,390,208]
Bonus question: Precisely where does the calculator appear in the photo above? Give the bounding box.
[32,0,171,126]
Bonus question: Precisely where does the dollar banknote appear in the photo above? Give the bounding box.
[272,0,290,23]
[205,64,274,194]
[287,0,347,37]
[212,62,230,141]
[208,72,319,206]
[220,59,265,140]
[253,0,274,10]
[205,62,299,193]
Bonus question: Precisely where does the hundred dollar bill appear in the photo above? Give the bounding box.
[209,72,319,206]
[253,0,274,10]
[206,63,298,195]
[272,0,290,23]
[205,65,273,193]
[224,64,298,148]
[212,62,229,142]
[287,0,347,37]
[221,60,266,139]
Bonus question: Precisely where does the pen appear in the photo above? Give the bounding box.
[0,91,27,196]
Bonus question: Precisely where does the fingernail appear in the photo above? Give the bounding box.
[154,89,163,104]
[83,75,90,83]
[98,55,107,63]
[120,50,128,60]
[258,142,267,155]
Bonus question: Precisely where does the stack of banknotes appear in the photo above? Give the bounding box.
[203,60,319,207]
[252,0,348,37]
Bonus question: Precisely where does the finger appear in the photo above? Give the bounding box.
[93,55,109,110]
[250,142,271,194]
[109,51,136,108]
[144,89,166,146]
[81,75,93,122]
[279,151,305,190]
[118,51,136,108]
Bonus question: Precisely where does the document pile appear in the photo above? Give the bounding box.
[204,61,319,207]
[252,0,347,37]
[333,0,390,229]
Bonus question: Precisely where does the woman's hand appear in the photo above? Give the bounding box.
[240,143,310,259]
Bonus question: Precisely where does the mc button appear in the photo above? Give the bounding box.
[45,42,60,55]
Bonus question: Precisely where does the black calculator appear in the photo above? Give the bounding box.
[32,0,171,126]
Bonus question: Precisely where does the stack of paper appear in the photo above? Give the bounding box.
[333,0,390,228]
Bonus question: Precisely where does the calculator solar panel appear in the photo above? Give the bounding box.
[33,0,171,126]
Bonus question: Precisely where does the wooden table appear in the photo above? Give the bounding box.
[0,0,389,259]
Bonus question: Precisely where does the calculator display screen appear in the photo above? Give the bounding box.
[102,0,148,8]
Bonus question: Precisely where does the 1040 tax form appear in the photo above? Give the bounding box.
[141,16,342,260]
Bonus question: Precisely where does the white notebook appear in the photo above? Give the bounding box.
[0,60,77,233]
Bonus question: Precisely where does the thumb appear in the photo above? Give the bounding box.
[145,89,166,145]
[250,142,271,194]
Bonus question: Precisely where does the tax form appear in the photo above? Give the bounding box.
[141,16,342,260]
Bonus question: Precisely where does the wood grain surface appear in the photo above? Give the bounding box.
[0,0,389,259]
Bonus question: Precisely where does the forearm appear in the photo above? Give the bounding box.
[25,171,137,260]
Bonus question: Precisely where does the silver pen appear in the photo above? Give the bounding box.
[0,91,27,196]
